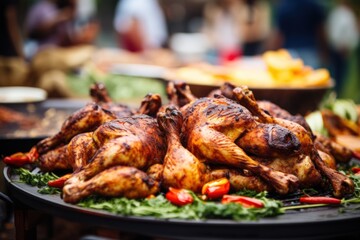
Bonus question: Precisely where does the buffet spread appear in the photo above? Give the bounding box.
[2,47,360,240]
[2,77,360,222]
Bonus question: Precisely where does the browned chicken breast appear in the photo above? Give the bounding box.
[181,96,300,195]
[232,86,354,197]
[62,114,166,203]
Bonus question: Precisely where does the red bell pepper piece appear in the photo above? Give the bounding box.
[351,166,360,174]
[299,196,341,205]
[165,187,193,206]
[201,178,230,199]
[3,147,38,167]
[47,174,72,188]
[221,195,264,208]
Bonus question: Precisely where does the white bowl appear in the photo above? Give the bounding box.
[0,87,47,104]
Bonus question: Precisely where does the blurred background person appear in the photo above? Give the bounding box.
[268,0,328,69]
[24,0,99,58]
[0,0,28,86]
[113,0,168,53]
[239,0,271,56]
[202,0,243,64]
[24,0,99,97]
[326,0,359,95]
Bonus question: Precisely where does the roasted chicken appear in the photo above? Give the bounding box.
[231,86,354,197]
[157,106,210,192]
[181,95,300,195]
[3,81,356,204]
[62,114,166,203]
[35,90,162,172]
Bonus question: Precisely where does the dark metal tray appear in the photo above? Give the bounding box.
[4,166,360,240]
[0,99,88,156]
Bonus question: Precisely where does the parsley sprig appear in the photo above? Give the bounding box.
[13,168,61,194]
[78,191,284,221]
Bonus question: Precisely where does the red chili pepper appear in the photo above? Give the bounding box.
[221,195,264,208]
[165,187,193,206]
[47,174,72,188]
[351,167,360,174]
[299,196,341,205]
[3,147,38,167]
[202,178,230,199]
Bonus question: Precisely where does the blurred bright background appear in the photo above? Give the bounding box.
[1,0,359,103]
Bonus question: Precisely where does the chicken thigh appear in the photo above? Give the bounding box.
[62,114,166,203]
[232,86,354,197]
[181,96,300,195]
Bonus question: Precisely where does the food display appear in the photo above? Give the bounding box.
[166,49,332,88]
[3,81,360,221]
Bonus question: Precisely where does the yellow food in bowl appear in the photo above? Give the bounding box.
[167,49,332,89]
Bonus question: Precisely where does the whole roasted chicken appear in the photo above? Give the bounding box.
[3,81,355,204]
[62,114,166,203]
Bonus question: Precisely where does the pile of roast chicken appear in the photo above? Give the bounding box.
[6,81,358,204]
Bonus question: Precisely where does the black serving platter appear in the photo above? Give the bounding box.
[4,166,360,240]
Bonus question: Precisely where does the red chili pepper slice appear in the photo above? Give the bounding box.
[47,174,72,188]
[221,195,264,208]
[299,196,341,205]
[165,187,193,206]
[3,153,32,167]
[202,178,230,199]
[3,147,38,167]
[351,167,360,174]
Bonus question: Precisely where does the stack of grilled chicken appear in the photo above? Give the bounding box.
[14,82,357,203]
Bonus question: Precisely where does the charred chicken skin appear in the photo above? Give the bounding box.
[62,114,166,203]
[157,106,211,192]
[4,81,356,204]
[231,86,354,197]
[34,92,162,172]
[181,96,300,195]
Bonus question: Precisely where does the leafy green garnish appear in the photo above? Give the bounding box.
[11,167,360,220]
[78,191,284,221]
[13,168,61,194]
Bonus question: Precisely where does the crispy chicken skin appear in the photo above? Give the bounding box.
[36,92,163,171]
[38,145,71,172]
[235,123,301,158]
[67,132,98,171]
[36,103,116,154]
[157,106,211,192]
[63,166,160,203]
[232,86,354,197]
[63,115,166,203]
[181,96,300,195]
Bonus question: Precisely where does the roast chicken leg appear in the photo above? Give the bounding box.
[62,114,166,203]
[181,96,300,195]
[157,106,210,192]
[232,86,354,197]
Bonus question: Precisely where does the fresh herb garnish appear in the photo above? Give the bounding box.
[11,168,360,220]
[13,168,61,194]
[78,191,284,221]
